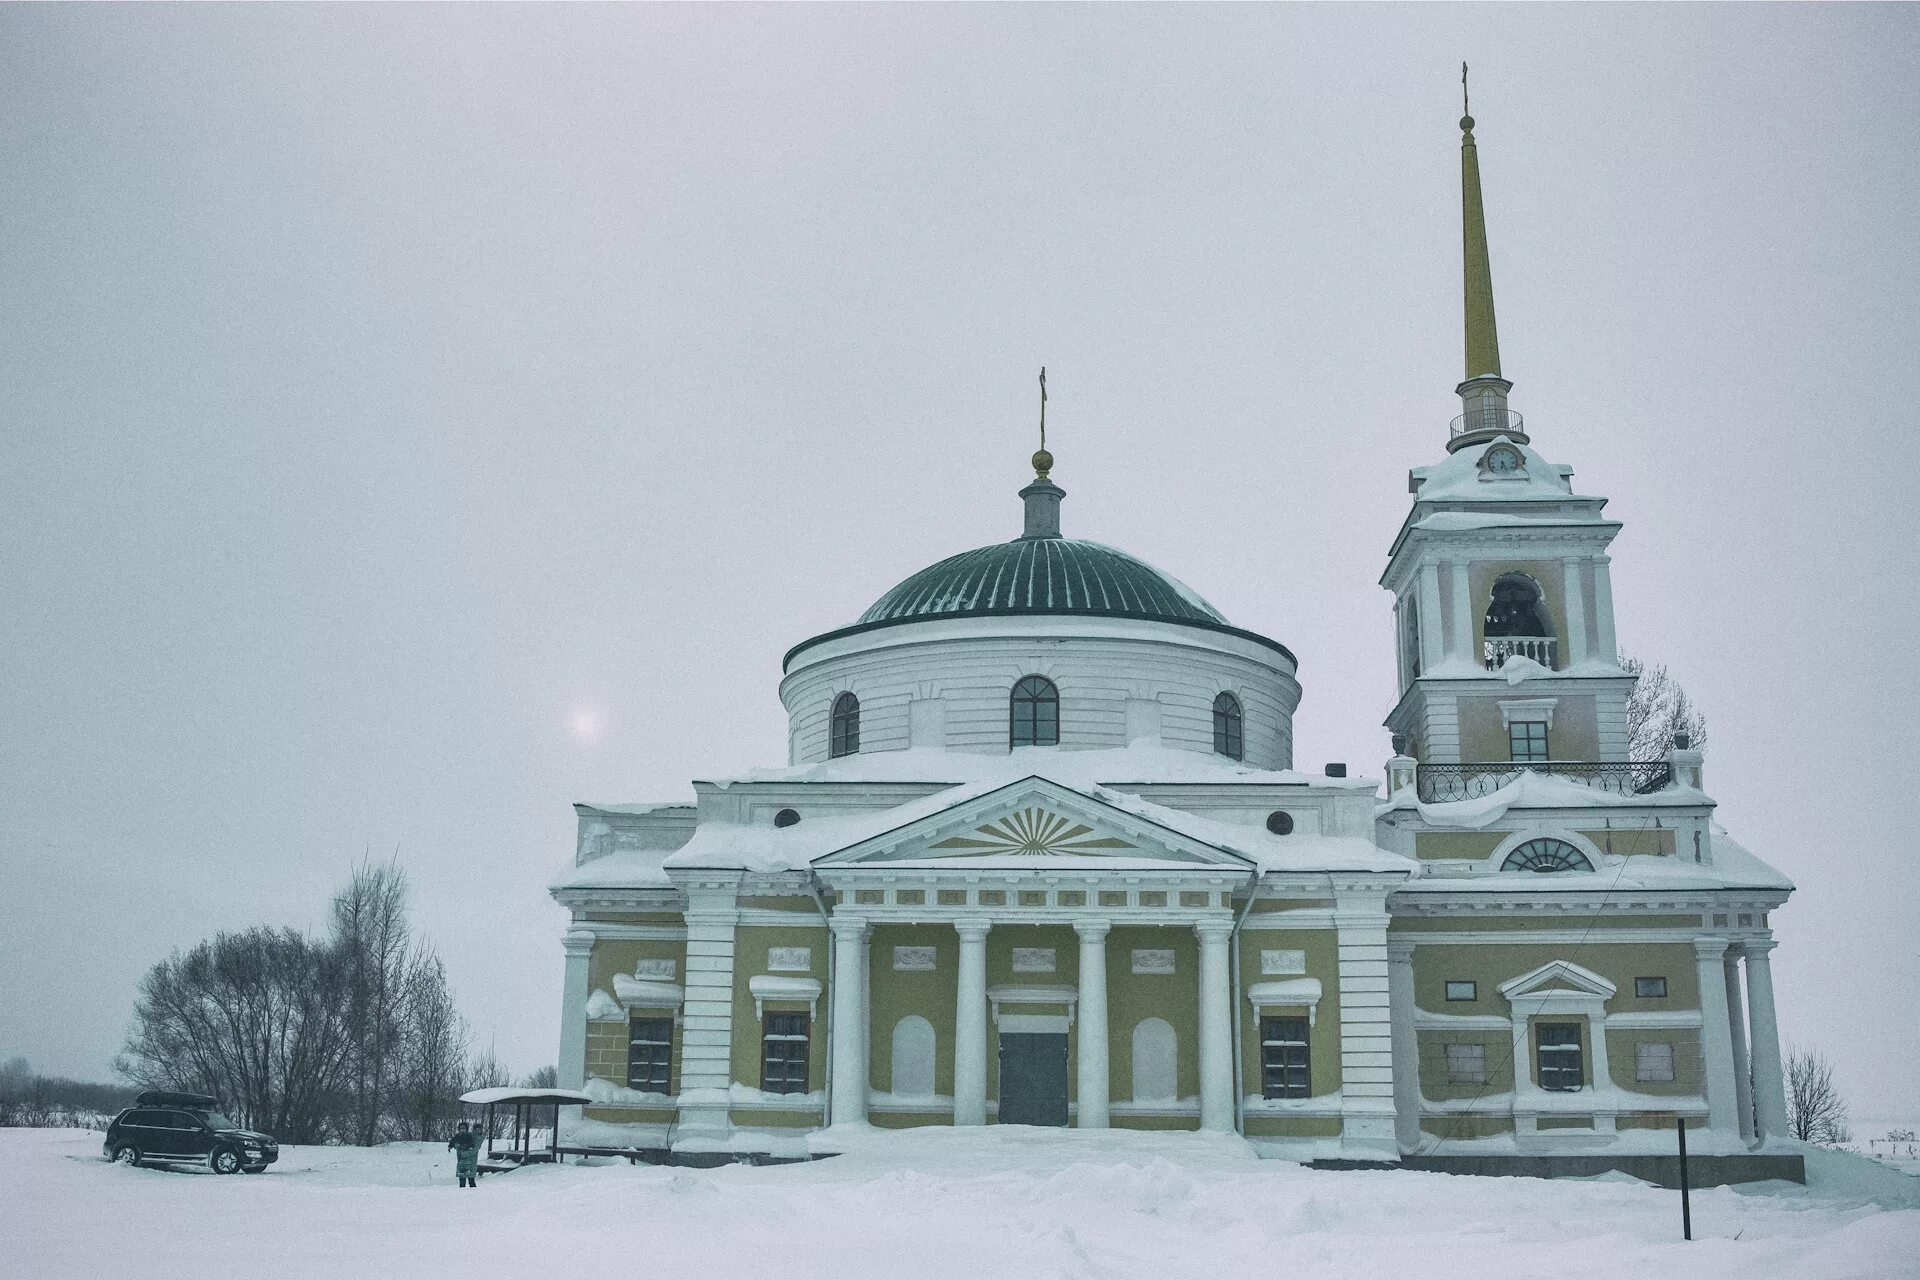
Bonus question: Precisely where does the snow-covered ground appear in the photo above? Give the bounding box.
[8,1126,1918,1279]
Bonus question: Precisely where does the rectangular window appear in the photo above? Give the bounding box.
[761,1012,811,1095]
[1508,721,1550,763]
[1445,1042,1487,1084]
[626,1016,673,1094]
[1634,976,1668,999]
[1636,1042,1676,1083]
[1445,980,1477,1002]
[1260,1016,1311,1099]
[1536,1023,1584,1091]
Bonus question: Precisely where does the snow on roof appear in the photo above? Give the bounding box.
[577,801,695,817]
[1379,770,1713,829]
[459,1087,593,1106]
[705,744,1377,790]
[1408,437,1591,506]
[553,757,1414,889]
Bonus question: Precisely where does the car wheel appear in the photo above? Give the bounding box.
[211,1149,241,1175]
[112,1145,141,1167]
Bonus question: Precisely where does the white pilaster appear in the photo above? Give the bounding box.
[1723,953,1755,1141]
[1743,940,1789,1139]
[1418,563,1447,673]
[1562,559,1588,667]
[557,927,595,1090]
[829,915,871,1128]
[1075,920,1112,1129]
[1387,938,1421,1152]
[953,919,991,1127]
[1334,890,1400,1158]
[1693,937,1740,1134]
[1449,558,1475,664]
[675,877,743,1148]
[1591,555,1618,661]
[1195,920,1235,1133]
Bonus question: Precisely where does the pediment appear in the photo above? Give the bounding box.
[814,776,1251,868]
[1497,959,1616,1001]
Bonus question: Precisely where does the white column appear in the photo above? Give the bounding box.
[1693,937,1740,1133]
[829,915,871,1128]
[1744,940,1789,1139]
[675,878,743,1148]
[1592,555,1618,661]
[1195,920,1235,1133]
[1387,939,1420,1153]
[1075,920,1111,1129]
[1418,563,1447,673]
[953,919,991,1127]
[1562,559,1588,667]
[1449,558,1476,665]
[1723,953,1755,1141]
[557,927,595,1090]
[1335,890,1400,1158]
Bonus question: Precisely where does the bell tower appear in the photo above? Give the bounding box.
[1381,91,1636,790]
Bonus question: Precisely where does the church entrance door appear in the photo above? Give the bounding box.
[997,1032,1068,1126]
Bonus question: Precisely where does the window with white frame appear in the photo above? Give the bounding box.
[1445,1042,1487,1084]
[1635,1042,1676,1083]
[761,1011,810,1094]
[627,1016,673,1093]
[1260,1016,1311,1099]
[1634,976,1668,999]
[1508,720,1550,762]
[1536,1023,1584,1091]
[1445,980,1477,1002]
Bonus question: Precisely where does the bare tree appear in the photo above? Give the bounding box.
[520,1065,558,1089]
[1622,653,1709,763]
[1785,1046,1851,1144]
[331,859,414,1145]
[117,927,353,1143]
[394,950,470,1140]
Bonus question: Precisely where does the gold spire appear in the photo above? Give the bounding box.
[1032,366,1053,479]
[1460,63,1503,381]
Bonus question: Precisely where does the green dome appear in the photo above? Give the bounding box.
[858,538,1228,626]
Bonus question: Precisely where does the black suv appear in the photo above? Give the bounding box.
[103,1091,279,1174]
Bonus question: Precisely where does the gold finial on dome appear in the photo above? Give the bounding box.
[1033,448,1053,479]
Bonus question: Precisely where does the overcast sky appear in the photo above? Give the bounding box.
[3,5,1916,1117]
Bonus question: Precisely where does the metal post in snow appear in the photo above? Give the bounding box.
[1677,1115,1693,1241]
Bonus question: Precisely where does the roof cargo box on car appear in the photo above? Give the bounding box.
[133,1090,220,1109]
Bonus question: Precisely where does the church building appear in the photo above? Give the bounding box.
[549,103,1798,1179]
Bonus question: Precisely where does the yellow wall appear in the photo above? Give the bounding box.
[730,924,829,1094]
[1459,693,1599,762]
[1414,832,1508,861]
[1235,928,1342,1099]
[586,937,688,1092]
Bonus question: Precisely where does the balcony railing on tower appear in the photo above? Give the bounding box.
[1416,759,1674,804]
[1450,408,1525,440]
[1484,635,1556,670]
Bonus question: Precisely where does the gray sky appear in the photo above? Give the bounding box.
[3,5,1916,1116]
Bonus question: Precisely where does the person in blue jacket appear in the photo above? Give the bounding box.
[448,1121,481,1188]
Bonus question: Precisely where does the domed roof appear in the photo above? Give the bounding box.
[781,462,1294,671]
[859,538,1229,627]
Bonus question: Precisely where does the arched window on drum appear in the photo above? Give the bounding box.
[1010,676,1060,748]
[1212,692,1244,761]
[829,692,860,758]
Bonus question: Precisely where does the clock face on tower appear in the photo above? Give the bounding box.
[1484,445,1522,476]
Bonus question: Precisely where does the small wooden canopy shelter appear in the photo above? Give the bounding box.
[458,1087,592,1165]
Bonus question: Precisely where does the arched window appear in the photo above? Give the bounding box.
[1501,838,1594,873]
[1212,692,1244,760]
[1130,1018,1178,1103]
[829,692,860,758]
[1483,572,1556,669]
[1010,675,1059,747]
[1484,573,1552,637]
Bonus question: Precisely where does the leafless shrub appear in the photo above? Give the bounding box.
[1622,653,1709,762]
[1785,1046,1851,1145]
